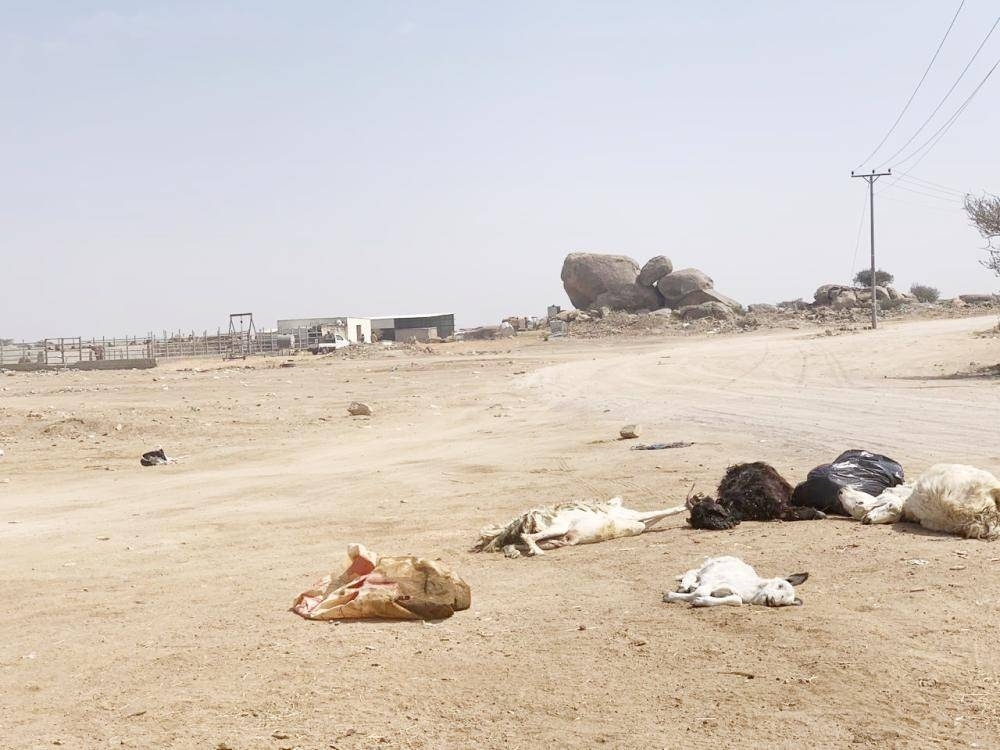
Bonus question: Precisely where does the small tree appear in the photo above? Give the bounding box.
[909,283,940,303]
[853,268,894,287]
[964,193,1000,275]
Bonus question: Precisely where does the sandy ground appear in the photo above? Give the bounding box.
[2,315,999,750]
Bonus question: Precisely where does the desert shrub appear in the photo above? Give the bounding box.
[879,298,905,311]
[909,283,940,303]
[964,193,1000,275]
[854,268,895,287]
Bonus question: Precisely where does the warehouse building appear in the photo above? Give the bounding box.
[369,313,456,342]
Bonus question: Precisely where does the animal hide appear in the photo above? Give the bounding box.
[291,544,471,621]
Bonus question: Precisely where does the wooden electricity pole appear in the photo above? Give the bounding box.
[851,169,891,329]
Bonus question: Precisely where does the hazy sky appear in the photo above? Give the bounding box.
[3,1,999,339]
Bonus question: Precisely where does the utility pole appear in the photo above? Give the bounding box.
[850,169,891,329]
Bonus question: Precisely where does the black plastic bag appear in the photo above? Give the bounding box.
[791,449,904,515]
[140,448,170,467]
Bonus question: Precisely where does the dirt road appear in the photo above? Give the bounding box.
[1,316,998,749]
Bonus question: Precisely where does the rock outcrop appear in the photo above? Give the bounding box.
[677,301,736,322]
[561,253,640,309]
[636,256,674,287]
[674,287,742,312]
[656,268,714,307]
[593,283,664,313]
[560,253,742,318]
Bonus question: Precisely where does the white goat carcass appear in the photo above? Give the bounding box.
[840,463,1000,540]
[663,556,809,607]
[473,497,686,558]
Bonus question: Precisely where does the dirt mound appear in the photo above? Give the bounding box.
[40,417,124,438]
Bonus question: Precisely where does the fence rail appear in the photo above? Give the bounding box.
[0,328,328,366]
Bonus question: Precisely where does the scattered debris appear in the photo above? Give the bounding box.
[140,449,176,467]
[631,441,693,451]
[292,543,471,621]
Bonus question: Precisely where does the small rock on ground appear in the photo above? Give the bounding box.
[619,424,641,439]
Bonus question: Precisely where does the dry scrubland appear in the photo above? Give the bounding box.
[2,315,1000,749]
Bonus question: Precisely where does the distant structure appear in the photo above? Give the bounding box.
[276,313,455,344]
[369,313,455,342]
[227,312,257,359]
[276,316,372,344]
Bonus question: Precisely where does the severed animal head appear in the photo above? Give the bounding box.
[686,493,740,530]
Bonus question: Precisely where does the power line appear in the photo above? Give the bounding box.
[880,194,964,214]
[875,12,1000,169]
[855,0,965,170]
[876,54,1000,197]
[886,182,963,202]
[893,54,1000,168]
[894,172,966,196]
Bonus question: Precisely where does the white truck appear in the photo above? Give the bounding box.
[308,333,350,354]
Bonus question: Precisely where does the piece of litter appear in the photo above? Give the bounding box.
[631,442,694,451]
[906,559,929,566]
[96,536,110,541]
[949,565,967,571]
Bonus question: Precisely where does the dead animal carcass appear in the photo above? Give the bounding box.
[473,497,686,558]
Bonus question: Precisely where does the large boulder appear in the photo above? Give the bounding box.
[814,284,851,305]
[675,287,742,312]
[857,287,890,303]
[831,290,858,310]
[561,253,640,309]
[657,268,714,307]
[593,283,664,313]
[636,256,674,287]
[677,301,736,322]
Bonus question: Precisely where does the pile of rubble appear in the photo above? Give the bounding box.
[560,252,742,322]
[546,290,997,340]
